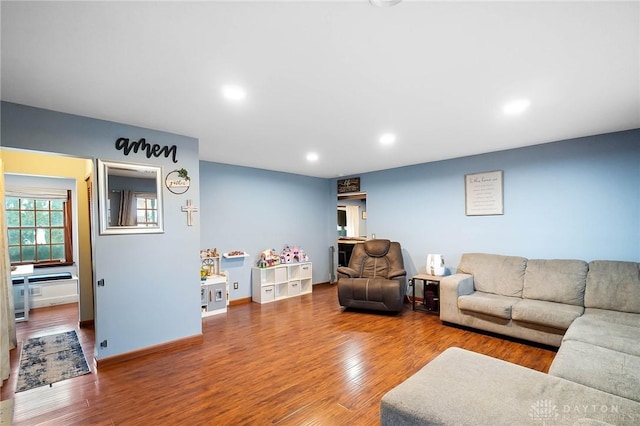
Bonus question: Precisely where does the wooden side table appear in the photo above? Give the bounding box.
[410,274,441,315]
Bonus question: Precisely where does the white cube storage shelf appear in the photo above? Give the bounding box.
[252,262,312,304]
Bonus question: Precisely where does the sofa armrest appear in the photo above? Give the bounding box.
[337,266,359,278]
[441,273,474,296]
[388,269,407,279]
[439,273,474,323]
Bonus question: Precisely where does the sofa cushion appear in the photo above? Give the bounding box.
[582,308,640,327]
[523,259,587,306]
[585,260,640,313]
[457,292,520,319]
[381,347,640,426]
[563,315,640,357]
[512,299,583,330]
[549,340,640,403]
[458,253,527,297]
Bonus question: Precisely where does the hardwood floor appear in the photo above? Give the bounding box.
[2,284,556,425]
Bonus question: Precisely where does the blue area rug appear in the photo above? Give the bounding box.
[16,330,90,393]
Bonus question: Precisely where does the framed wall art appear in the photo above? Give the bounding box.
[337,177,360,194]
[465,170,503,216]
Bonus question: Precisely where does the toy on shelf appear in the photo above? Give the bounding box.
[200,248,221,277]
[280,245,309,264]
[200,248,219,259]
[256,245,310,268]
[257,248,280,268]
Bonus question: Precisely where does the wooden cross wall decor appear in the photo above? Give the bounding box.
[181,199,198,226]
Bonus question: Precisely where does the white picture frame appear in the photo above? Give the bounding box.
[465,170,504,216]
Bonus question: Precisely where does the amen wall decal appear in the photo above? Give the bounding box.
[115,137,178,163]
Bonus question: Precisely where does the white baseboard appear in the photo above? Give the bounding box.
[31,294,79,309]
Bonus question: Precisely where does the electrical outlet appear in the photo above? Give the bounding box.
[233,282,239,290]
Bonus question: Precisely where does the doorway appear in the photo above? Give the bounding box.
[2,148,95,328]
[337,192,366,267]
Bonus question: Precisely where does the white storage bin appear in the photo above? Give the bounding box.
[300,263,312,279]
[288,280,301,296]
[261,285,275,302]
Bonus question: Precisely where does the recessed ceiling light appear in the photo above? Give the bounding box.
[503,99,531,115]
[306,152,319,162]
[370,0,402,7]
[379,133,396,146]
[222,85,246,101]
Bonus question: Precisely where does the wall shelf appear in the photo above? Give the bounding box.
[223,252,249,259]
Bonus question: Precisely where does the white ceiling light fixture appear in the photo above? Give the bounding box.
[221,85,246,101]
[503,99,531,115]
[370,0,402,7]
[306,152,319,162]
[379,133,397,146]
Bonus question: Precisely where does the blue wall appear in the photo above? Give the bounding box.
[1,102,202,360]
[351,130,640,278]
[199,162,333,299]
[201,129,639,297]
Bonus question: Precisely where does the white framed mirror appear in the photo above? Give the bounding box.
[97,159,164,235]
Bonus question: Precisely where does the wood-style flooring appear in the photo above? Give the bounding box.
[1,284,556,425]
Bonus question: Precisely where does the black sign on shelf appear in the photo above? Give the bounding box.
[337,177,360,194]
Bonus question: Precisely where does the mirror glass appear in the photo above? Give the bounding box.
[97,159,164,235]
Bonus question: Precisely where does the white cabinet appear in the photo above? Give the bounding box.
[251,262,312,304]
[201,275,228,317]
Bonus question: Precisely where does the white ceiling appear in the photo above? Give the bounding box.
[2,1,639,178]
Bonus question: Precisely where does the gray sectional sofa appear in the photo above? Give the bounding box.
[381,253,640,425]
[440,253,590,347]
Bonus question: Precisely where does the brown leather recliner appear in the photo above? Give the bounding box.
[337,239,407,312]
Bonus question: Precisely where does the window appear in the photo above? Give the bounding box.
[5,190,73,266]
[135,194,158,226]
[107,191,158,227]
